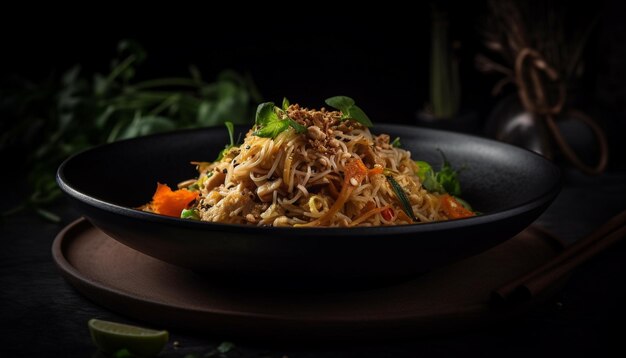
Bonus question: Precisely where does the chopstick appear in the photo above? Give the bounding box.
[493,209,626,303]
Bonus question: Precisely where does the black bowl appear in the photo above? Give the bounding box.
[57,124,561,280]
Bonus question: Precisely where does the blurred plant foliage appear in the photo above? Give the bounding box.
[0,40,261,221]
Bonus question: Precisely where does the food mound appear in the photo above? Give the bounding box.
[142,97,475,227]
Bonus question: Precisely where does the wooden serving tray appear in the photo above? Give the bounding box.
[52,218,565,340]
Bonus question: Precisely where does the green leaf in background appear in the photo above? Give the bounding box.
[217,341,235,354]
[0,40,260,222]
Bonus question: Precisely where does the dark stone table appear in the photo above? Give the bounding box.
[2,170,625,357]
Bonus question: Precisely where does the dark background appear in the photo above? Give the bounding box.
[3,0,625,171]
[2,2,626,357]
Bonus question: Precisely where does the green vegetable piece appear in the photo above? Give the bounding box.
[282,97,290,111]
[324,96,373,127]
[216,121,236,161]
[180,209,200,220]
[254,119,291,138]
[436,150,461,196]
[416,160,445,194]
[254,100,306,138]
[391,137,402,148]
[415,161,432,182]
[255,102,278,126]
[288,119,307,134]
[325,96,355,111]
[347,105,373,127]
[422,173,445,193]
[385,175,417,222]
[415,151,462,196]
[225,121,235,147]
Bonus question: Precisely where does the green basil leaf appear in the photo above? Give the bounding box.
[253,119,290,138]
[325,96,355,112]
[254,99,307,138]
[255,102,277,126]
[324,96,372,127]
[346,105,373,127]
[391,137,401,148]
[288,119,307,134]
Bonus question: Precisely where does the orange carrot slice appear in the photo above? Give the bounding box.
[151,183,198,217]
[441,194,475,219]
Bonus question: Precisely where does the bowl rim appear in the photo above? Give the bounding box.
[56,124,562,237]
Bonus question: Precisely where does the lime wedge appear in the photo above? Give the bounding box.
[88,318,169,357]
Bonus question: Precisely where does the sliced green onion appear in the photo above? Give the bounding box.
[180,209,200,220]
[187,183,200,191]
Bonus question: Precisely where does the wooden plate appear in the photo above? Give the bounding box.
[52,218,564,340]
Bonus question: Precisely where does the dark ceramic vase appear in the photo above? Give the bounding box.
[485,94,602,166]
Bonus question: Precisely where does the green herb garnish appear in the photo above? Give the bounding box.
[324,96,373,127]
[1,40,259,222]
[180,209,200,220]
[253,101,306,138]
[216,121,236,161]
[416,160,444,194]
[416,150,462,196]
[282,97,290,111]
[436,150,461,196]
[391,137,402,148]
[385,175,417,222]
[187,183,200,191]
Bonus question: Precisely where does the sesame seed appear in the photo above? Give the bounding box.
[350,178,358,186]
